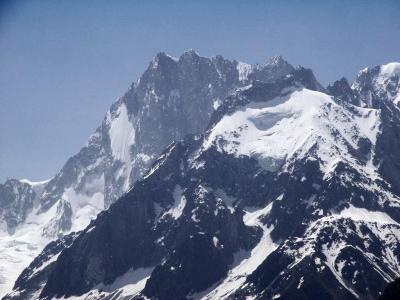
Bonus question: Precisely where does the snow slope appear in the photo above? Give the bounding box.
[0,181,52,297]
[204,88,380,175]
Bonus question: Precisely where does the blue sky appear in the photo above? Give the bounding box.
[1,0,399,182]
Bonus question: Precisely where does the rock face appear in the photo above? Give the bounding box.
[5,60,400,300]
[0,51,295,297]
[379,278,400,300]
[0,180,36,232]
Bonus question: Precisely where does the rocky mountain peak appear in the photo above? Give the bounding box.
[352,62,400,108]
[151,52,178,67]
[179,48,200,59]
[248,55,295,84]
[380,62,400,78]
[267,55,287,66]
[326,77,358,105]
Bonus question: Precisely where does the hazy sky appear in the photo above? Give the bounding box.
[1,0,399,182]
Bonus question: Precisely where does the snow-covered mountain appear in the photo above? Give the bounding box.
[4,60,400,300]
[0,51,295,297]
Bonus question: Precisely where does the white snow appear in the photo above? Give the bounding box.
[19,178,51,187]
[213,98,221,110]
[198,202,277,299]
[56,267,154,300]
[97,267,154,297]
[0,236,42,298]
[297,277,304,289]
[166,54,179,62]
[337,204,398,225]
[0,174,105,298]
[108,103,135,163]
[380,62,400,77]
[162,185,186,220]
[107,102,137,190]
[0,201,60,297]
[379,62,400,105]
[213,236,219,248]
[353,62,400,107]
[203,88,381,176]
[285,206,400,299]
[322,240,359,298]
[62,177,105,233]
[29,252,61,278]
[236,62,253,82]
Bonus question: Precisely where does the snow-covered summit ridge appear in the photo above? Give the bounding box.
[19,179,51,187]
[353,61,400,79]
[352,61,400,107]
[204,87,380,175]
[380,62,400,77]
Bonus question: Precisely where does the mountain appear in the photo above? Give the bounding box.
[4,60,400,300]
[0,51,295,297]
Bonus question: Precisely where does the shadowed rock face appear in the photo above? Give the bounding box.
[379,278,400,300]
[326,77,358,105]
[7,62,400,300]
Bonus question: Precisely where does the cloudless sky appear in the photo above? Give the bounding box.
[1,0,399,182]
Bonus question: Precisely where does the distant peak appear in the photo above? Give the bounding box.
[254,55,293,72]
[150,52,178,69]
[292,66,324,91]
[355,62,400,79]
[155,51,167,58]
[335,77,350,85]
[154,52,178,62]
[212,54,226,62]
[267,55,287,66]
[326,77,350,91]
[359,67,369,74]
[180,49,201,60]
[380,62,400,77]
[326,77,358,105]
[184,48,200,55]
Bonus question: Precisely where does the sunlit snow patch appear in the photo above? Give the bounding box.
[108,103,136,163]
[203,88,381,176]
